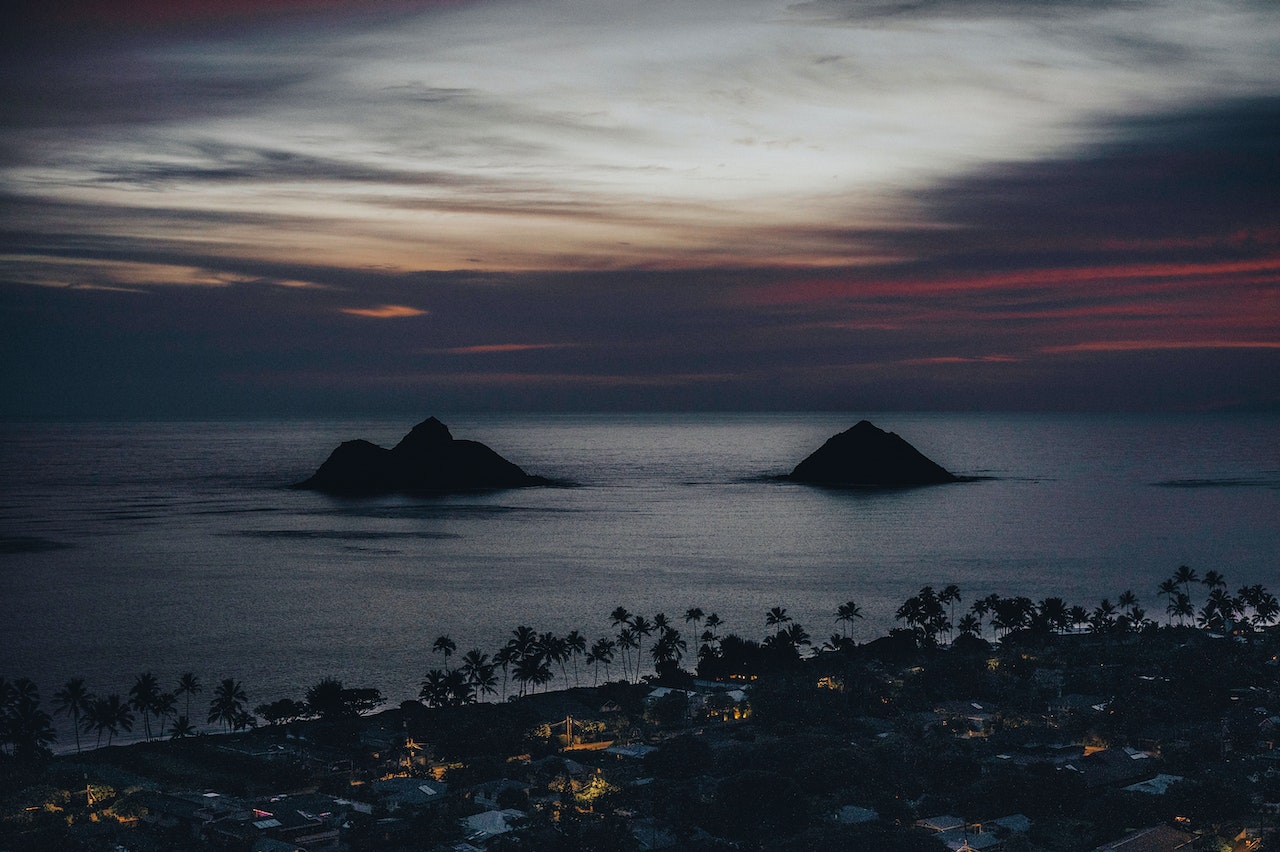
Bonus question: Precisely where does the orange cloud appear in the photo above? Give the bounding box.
[340,304,427,318]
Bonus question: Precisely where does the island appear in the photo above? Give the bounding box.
[297,416,553,495]
[788,419,958,486]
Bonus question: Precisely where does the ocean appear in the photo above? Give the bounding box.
[1,412,1277,744]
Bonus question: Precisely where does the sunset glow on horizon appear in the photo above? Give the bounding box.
[2,0,1277,415]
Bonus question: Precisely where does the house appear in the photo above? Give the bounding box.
[252,839,306,852]
[605,743,658,760]
[125,791,218,838]
[467,778,531,811]
[917,815,967,833]
[1092,824,1194,851]
[933,700,997,737]
[1123,774,1185,795]
[936,829,1002,851]
[374,776,449,811]
[835,805,879,825]
[461,808,526,844]
[1065,747,1158,789]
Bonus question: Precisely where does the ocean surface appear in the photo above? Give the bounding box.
[2,412,1277,744]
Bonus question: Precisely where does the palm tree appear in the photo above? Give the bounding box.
[420,669,450,707]
[782,622,811,651]
[1201,570,1227,591]
[1170,592,1194,626]
[52,677,94,754]
[765,606,791,629]
[631,615,653,681]
[539,632,571,689]
[616,627,637,682]
[7,684,56,762]
[1038,597,1070,634]
[153,692,177,740]
[176,672,202,719]
[233,709,257,731]
[684,607,705,630]
[609,607,632,630]
[1157,578,1180,625]
[565,631,587,687]
[461,650,498,700]
[588,637,616,685]
[86,694,134,747]
[432,635,457,670]
[835,601,863,637]
[1252,589,1279,627]
[494,645,517,700]
[651,628,688,672]
[208,679,247,734]
[128,672,161,740]
[957,613,983,638]
[1090,599,1118,633]
[653,612,671,634]
[940,585,962,641]
[169,714,195,740]
[1123,605,1148,633]
[704,612,723,633]
[504,624,538,693]
[1172,564,1199,603]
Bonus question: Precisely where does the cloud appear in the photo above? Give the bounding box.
[1043,340,1280,353]
[339,304,427,318]
[2,2,1279,415]
[435,343,574,355]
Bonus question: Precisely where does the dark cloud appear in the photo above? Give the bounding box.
[856,96,1280,274]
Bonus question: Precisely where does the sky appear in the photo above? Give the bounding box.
[2,0,1278,417]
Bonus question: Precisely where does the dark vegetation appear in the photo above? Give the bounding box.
[2,566,1278,851]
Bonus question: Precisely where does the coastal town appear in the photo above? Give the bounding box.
[3,577,1279,852]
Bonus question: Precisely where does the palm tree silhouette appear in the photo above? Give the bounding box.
[169,714,196,739]
[1157,578,1180,625]
[765,607,791,629]
[588,637,616,685]
[565,631,587,686]
[207,679,247,733]
[835,601,863,637]
[1172,564,1199,604]
[52,677,94,754]
[176,672,202,720]
[87,694,134,747]
[631,616,653,681]
[616,628,637,682]
[6,679,56,762]
[432,635,457,670]
[128,672,161,740]
[153,692,177,739]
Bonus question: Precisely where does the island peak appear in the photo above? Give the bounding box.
[298,417,550,495]
[788,420,958,487]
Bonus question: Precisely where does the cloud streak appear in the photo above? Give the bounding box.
[1,0,1278,414]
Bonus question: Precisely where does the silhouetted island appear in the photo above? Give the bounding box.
[788,420,958,486]
[297,417,552,495]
